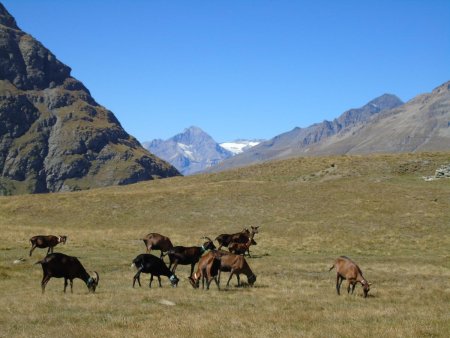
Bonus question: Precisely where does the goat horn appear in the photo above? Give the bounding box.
[93,271,99,283]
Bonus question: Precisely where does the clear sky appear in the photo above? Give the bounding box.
[3,1,450,143]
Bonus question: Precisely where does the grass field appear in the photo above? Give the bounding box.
[1,152,449,337]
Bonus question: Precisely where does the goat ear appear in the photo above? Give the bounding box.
[368,282,373,286]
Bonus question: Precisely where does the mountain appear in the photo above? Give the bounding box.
[144,126,234,175]
[210,93,404,171]
[212,82,450,172]
[312,81,450,155]
[0,4,180,195]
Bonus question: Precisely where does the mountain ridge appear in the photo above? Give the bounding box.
[209,93,404,171]
[211,82,450,172]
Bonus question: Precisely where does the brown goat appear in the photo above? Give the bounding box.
[29,235,67,257]
[142,233,173,258]
[228,231,255,256]
[166,237,216,277]
[216,226,259,254]
[188,251,221,290]
[329,256,371,298]
[217,251,256,287]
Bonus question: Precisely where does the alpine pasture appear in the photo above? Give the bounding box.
[1,153,449,337]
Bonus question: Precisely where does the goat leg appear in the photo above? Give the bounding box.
[226,273,234,287]
[171,262,178,274]
[41,275,51,294]
[29,244,36,257]
[336,275,342,295]
[133,269,142,288]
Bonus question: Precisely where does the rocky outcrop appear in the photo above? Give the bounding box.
[423,164,450,181]
[0,4,179,195]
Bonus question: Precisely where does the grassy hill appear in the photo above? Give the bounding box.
[1,152,449,337]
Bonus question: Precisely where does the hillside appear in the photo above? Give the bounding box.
[0,152,449,337]
[0,4,179,195]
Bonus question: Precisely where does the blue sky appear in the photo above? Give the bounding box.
[3,1,450,143]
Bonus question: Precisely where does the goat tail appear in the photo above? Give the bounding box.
[328,264,335,272]
[34,259,44,265]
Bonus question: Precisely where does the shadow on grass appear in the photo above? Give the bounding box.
[247,253,270,259]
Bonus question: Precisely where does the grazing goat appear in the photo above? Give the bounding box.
[166,237,216,276]
[131,254,179,288]
[329,256,371,298]
[29,235,67,257]
[216,226,259,251]
[142,233,173,257]
[188,251,221,290]
[36,253,99,293]
[216,251,256,287]
[228,231,256,256]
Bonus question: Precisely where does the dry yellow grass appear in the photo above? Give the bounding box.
[1,152,449,337]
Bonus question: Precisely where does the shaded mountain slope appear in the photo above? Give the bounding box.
[0,4,179,195]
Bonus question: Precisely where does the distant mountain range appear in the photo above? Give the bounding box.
[210,82,450,172]
[0,4,179,195]
[143,126,261,175]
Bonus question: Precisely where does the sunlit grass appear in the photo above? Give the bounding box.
[1,152,449,337]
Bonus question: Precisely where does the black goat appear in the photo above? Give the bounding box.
[29,235,67,256]
[165,237,216,276]
[36,253,99,293]
[131,254,179,288]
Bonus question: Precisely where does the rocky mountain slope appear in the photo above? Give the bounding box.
[310,81,450,155]
[0,4,179,195]
[212,81,450,172]
[144,126,234,175]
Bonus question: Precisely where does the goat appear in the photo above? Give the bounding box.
[165,237,216,277]
[228,231,256,256]
[216,226,259,251]
[29,235,67,257]
[131,254,179,288]
[35,253,99,293]
[329,256,371,298]
[142,233,173,258]
[188,251,221,290]
[216,250,256,287]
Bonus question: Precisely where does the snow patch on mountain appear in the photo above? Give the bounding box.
[220,140,262,155]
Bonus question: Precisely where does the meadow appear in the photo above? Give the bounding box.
[0,152,449,337]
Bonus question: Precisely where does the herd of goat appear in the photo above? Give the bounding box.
[29,225,371,297]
